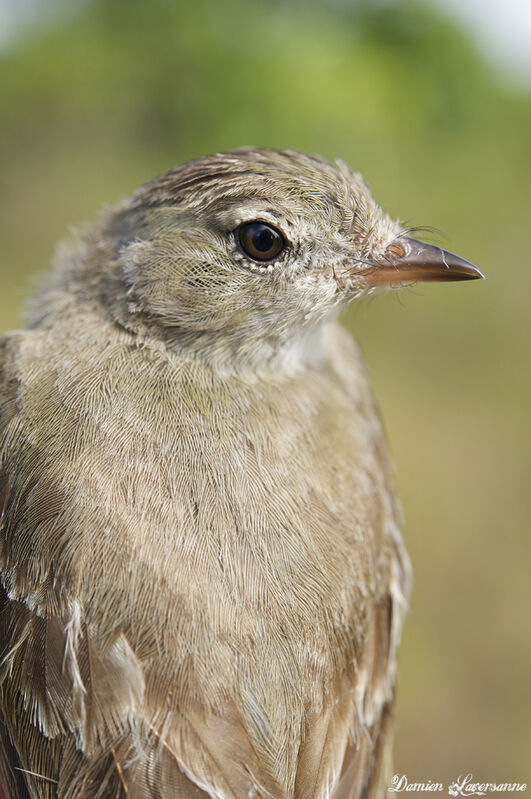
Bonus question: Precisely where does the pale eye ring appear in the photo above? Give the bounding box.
[236,221,286,262]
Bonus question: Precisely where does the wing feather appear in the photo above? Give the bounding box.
[294,589,405,799]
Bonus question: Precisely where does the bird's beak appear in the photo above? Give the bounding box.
[360,236,485,286]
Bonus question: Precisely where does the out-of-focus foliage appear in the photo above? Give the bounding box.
[0,0,529,784]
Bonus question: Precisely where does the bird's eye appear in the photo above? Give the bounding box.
[237,221,286,262]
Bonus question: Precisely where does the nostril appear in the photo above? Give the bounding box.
[386,242,406,258]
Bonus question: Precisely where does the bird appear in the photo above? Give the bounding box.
[0,148,483,799]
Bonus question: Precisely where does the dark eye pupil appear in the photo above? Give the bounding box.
[237,221,285,262]
[254,227,275,252]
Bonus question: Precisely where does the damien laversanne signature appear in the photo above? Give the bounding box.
[389,774,528,795]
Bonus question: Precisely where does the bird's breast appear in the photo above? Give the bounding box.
[7,331,394,649]
[0,324,406,795]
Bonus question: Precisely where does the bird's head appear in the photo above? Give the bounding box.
[89,148,482,373]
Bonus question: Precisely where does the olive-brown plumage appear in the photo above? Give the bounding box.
[0,148,482,799]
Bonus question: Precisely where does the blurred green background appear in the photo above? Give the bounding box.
[1,0,529,787]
